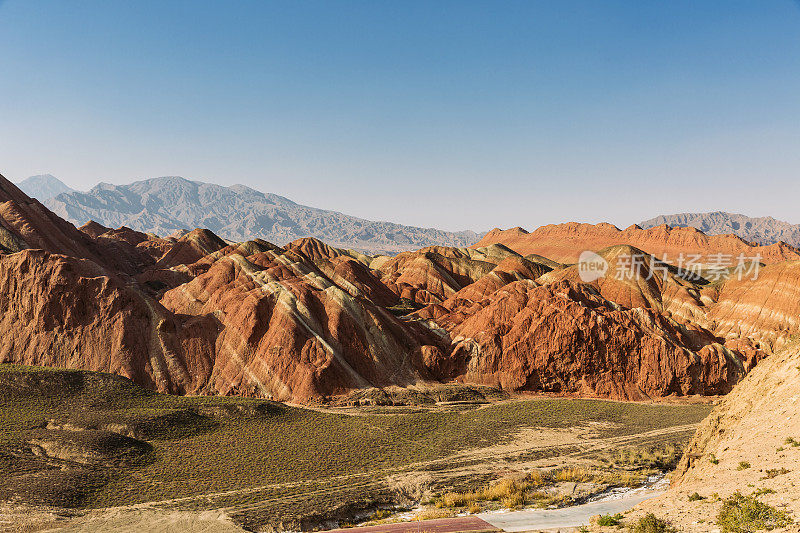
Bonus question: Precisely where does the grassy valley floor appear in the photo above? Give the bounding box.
[0,364,712,531]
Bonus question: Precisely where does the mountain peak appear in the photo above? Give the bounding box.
[45,177,481,254]
[16,174,74,201]
[640,211,800,247]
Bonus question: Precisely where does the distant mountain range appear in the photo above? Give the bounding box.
[16,174,75,200]
[43,176,481,254]
[24,174,798,253]
[640,212,800,247]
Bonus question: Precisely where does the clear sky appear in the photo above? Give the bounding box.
[1,1,799,232]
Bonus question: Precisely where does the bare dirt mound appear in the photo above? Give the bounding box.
[28,429,152,466]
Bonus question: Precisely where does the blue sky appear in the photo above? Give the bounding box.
[1,1,799,231]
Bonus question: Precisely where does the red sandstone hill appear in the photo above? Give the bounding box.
[709,260,800,354]
[538,245,714,325]
[159,248,440,400]
[474,223,800,265]
[0,173,443,401]
[373,245,528,305]
[415,280,756,399]
[285,236,370,265]
[0,171,786,402]
[0,178,153,274]
[155,228,229,268]
[0,249,218,395]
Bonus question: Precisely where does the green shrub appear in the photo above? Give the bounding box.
[629,513,676,533]
[717,492,793,532]
[762,467,789,479]
[737,461,751,470]
[597,513,624,526]
[688,492,705,501]
[367,508,393,520]
[709,453,719,465]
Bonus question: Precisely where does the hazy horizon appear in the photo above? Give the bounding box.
[14,172,800,232]
[2,1,799,231]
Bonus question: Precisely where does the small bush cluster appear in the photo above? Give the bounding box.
[717,492,793,532]
[553,466,641,488]
[762,467,790,479]
[597,512,624,526]
[629,513,676,533]
[412,507,454,520]
[597,443,683,471]
[434,467,644,512]
[435,472,552,510]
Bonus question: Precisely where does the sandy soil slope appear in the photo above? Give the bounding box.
[626,343,800,532]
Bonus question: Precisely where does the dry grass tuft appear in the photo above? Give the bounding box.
[413,507,455,520]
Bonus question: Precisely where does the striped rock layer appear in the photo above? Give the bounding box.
[0,172,791,402]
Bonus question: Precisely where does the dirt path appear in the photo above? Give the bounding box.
[479,489,665,532]
[310,488,668,533]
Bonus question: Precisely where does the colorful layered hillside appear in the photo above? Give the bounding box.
[538,245,714,324]
[0,249,219,394]
[159,248,439,400]
[0,177,152,274]
[155,228,230,268]
[373,245,527,305]
[0,173,443,402]
[376,249,497,305]
[709,261,800,353]
[475,223,800,265]
[285,236,371,265]
[415,279,757,400]
[0,171,785,404]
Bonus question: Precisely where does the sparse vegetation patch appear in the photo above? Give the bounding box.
[630,513,676,533]
[717,492,793,533]
[0,364,713,529]
[597,512,624,526]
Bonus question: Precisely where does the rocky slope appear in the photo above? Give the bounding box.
[0,249,218,395]
[0,176,152,275]
[414,279,757,400]
[45,176,481,254]
[475,223,800,264]
[0,173,444,401]
[641,211,800,247]
[631,341,800,531]
[538,244,714,324]
[373,244,526,305]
